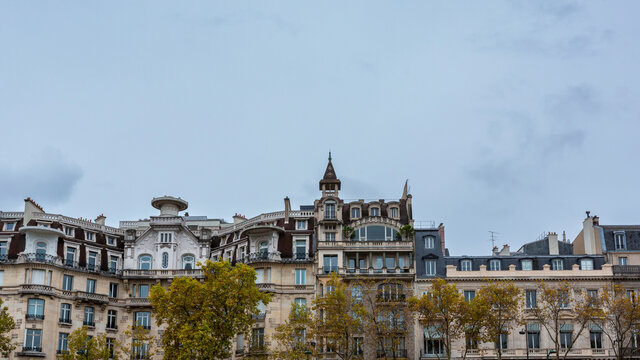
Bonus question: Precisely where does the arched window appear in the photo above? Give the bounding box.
[182,255,195,270]
[139,255,152,270]
[162,253,169,269]
[35,242,47,261]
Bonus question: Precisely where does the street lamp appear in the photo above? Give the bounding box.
[519,329,529,360]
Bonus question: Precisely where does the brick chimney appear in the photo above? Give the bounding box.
[95,214,106,226]
[233,213,246,224]
[438,223,445,255]
[284,197,291,224]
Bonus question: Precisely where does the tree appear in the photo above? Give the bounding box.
[459,294,489,360]
[0,298,16,358]
[529,281,598,360]
[119,325,156,360]
[396,225,415,241]
[475,280,523,360]
[595,284,640,360]
[270,303,313,360]
[313,273,365,360]
[56,326,116,360]
[408,278,465,360]
[149,260,271,360]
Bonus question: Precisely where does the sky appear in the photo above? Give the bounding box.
[1,1,639,256]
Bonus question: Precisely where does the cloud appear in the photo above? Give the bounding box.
[0,148,83,208]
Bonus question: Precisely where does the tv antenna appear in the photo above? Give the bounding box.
[488,231,499,248]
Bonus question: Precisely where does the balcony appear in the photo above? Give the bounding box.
[18,284,57,296]
[59,317,72,325]
[126,297,151,307]
[245,252,281,264]
[19,253,62,265]
[121,268,203,279]
[613,265,640,277]
[25,314,44,320]
[317,240,414,251]
[75,291,109,304]
[18,346,45,357]
[318,267,415,277]
[106,323,118,331]
[256,283,274,292]
[252,313,266,321]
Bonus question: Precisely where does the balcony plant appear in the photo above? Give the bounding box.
[396,225,415,241]
[342,226,355,240]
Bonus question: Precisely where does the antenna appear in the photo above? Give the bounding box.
[488,231,499,248]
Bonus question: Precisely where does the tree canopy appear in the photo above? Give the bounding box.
[0,298,16,358]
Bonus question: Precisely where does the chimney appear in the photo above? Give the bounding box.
[233,213,246,224]
[562,231,567,242]
[95,214,106,226]
[593,215,599,226]
[548,232,559,255]
[24,197,45,226]
[499,244,510,256]
[583,215,597,255]
[438,223,445,255]
[492,246,499,256]
[284,197,291,224]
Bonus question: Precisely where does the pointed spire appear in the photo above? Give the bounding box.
[319,153,341,191]
[329,151,332,161]
[401,179,408,199]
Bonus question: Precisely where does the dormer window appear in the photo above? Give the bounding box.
[296,220,307,230]
[3,222,15,231]
[460,260,472,271]
[389,207,399,219]
[424,236,435,249]
[551,259,564,270]
[324,202,336,220]
[489,259,501,271]
[106,236,116,246]
[160,233,172,243]
[351,208,361,219]
[64,226,74,237]
[370,207,380,217]
[183,255,195,270]
[85,231,95,241]
[614,232,626,250]
[580,258,594,270]
[521,259,533,271]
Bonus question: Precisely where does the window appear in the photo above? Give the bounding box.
[25,329,42,352]
[31,269,45,285]
[182,255,195,270]
[351,207,360,219]
[135,311,151,329]
[375,256,384,270]
[106,338,115,358]
[251,328,265,350]
[526,290,537,309]
[58,333,69,352]
[295,269,306,285]
[4,222,15,231]
[87,251,98,271]
[0,270,3,286]
[0,241,7,260]
[587,290,598,306]
[620,257,628,266]
[627,290,636,302]
[352,285,363,302]
[257,301,266,315]
[379,283,404,302]
[324,255,338,274]
[295,240,306,259]
[425,260,436,276]
[109,283,119,298]
[489,259,501,271]
[370,207,380,216]
[62,275,74,291]
[464,290,475,302]
[65,247,76,266]
[424,327,444,355]
[386,256,396,270]
[107,236,116,246]
[133,341,149,359]
[259,241,269,257]
[424,236,435,249]
[256,268,265,284]
[27,298,45,320]
[138,284,149,298]
[84,306,95,326]
[581,259,594,270]
[497,332,508,350]
[324,202,336,219]
[590,325,602,349]
[138,255,152,270]
[615,232,626,250]
[353,337,363,355]
[521,259,533,270]
[64,226,74,236]
[560,324,573,349]
[352,225,398,241]
[86,279,96,293]
[390,208,399,218]
[35,242,46,261]
[527,324,540,349]
[107,310,117,329]
[109,256,119,273]
[295,298,307,308]
[161,252,169,269]
[325,232,336,241]
[460,260,472,271]
[60,303,71,323]
[296,220,307,230]
[86,231,95,241]
[160,233,172,243]
[559,291,570,308]
[551,259,564,270]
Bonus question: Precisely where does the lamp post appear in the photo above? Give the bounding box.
[519,329,529,360]
[546,348,556,360]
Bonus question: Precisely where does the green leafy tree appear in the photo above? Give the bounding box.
[313,273,365,360]
[270,303,312,360]
[396,225,415,240]
[56,326,116,360]
[0,298,16,357]
[150,260,271,360]
[459,294,489,360]
[475,280,523,360]
[595,284,640,360]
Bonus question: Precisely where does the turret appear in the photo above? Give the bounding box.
[319,152,341,198]
[151,196,188,217]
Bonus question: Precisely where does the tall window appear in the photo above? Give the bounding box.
[161,252,169,269]
[489,260,501,271]
[551,259,564,270]
[619,257,628,266]
[251,328,265,350]
[27,298,45,320]
[60,303,71,323]
[87,251,98,271]
[259,242,269,258]
[560,324,573,349]
[323,255,338,274]
[526,290,537,309]
[0,241,7,260]
[58,333,69,352]
[590,325,602,349]
[460,260,472,271]
[109,256,119,273]
[295,269,306,285]
[85,231,95,241]
[106,338,115,358]
[497,331,508,350]
[464,290,475,302]
[351,207,360,219]
[325,232,336,242]
[527,324,540,349]
[35,242,46,261]
[65,247,76,266]
[109,283,119,298]
[64,226,74,236]
[31,269,45,285]
[295,240,306,259]
[182,255,195,270]
[135,311,151,329]
[138,284,149,298]
[581,259,594,270]
[138,255,152,270]
[62,275,74,291]
[615,233,626,250]
[107,310,118,329]
[84,306,95,326]
[559,291,570,308]
[425,260,436,276]
[521,259,533,270]
[86,279,96,293]
[295,298,307,308]
[424,236,435,249]
[324,202,336,219]
[370,207,380,216]
[24,329,42,351]
[160,233,172,243]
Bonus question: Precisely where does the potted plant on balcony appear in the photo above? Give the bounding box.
[396,225,415,241]
[342,226,355,240]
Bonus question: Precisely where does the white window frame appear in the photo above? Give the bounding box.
[389,207,399,219]
[159,232,173,243]
[182,254,195,269]
[3,222,16,231]
[489,259,501,271]
[460,260,472,271]
[551,259,564,270]
[293,236,308,258]
[296,220,307,230]
[63,226,75,237]
[85,231,96,241]
[370,207,380,216]
[424,236,435,249]
[619,257,628,266]
[581,259,594,271]
[521,259,533,271]
[138,255,153,270]
[614,232,626,250]
[295,269,306,285]
[106,235,116,246]
[351,207,361,219]
[324,201,337,219]
[425,260,436,276]
[86,279,96,293]
[325,232,336,242]
[62,275,73,291]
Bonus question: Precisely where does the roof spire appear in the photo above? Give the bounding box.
[402,179,409,199]
[329,151,332,161]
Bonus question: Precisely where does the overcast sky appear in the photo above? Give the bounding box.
[1,1,639,256]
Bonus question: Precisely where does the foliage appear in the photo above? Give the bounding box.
[342,226,355,240]
[475,280,523,360]
[56,326,116,360]
[397,225,415,240]
[0,298,16,358]
[594,284,640,360]
[120,325,156,360]
[529,281,598,360]
[459,294,488,360]
[149,260,271,360]
[313,273,365,360]
[408,278,466,360]
[270,303,313,360]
